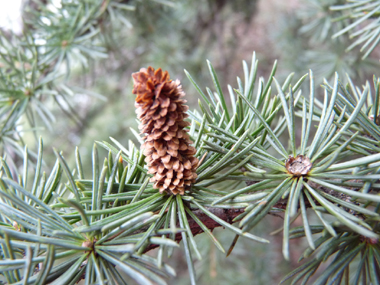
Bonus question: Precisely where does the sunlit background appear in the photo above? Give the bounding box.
[0,0,22,34]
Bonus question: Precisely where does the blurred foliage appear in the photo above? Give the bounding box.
[331,0,380,59]
[274,0,380,84]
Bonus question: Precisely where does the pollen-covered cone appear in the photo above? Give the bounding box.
[132,67,198,195]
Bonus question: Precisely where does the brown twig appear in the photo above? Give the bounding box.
[144,207,246,252]
[142,193,314,253]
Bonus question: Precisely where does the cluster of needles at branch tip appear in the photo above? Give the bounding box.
[132,66,198,195]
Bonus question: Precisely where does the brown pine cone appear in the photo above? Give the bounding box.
[132,67,198,195]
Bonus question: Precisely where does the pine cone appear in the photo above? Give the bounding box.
[132,67,198,195]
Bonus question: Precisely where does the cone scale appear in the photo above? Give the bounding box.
[132,67,198,195]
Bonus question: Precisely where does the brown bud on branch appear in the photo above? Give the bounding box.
[132,67,198,195]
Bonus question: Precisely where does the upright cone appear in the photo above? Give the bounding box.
[132,67,198,195]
